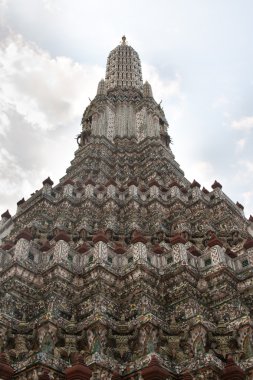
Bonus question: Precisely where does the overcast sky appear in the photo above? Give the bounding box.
[0,0,253,218]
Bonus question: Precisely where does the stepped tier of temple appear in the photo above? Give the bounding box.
[1,37,253,380]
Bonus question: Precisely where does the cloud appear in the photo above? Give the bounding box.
[0,108,10,136]
[42,0,61,13]
[236,138,246,152]
[0,32,104,132]
[243,191,253,208]
[142,62,185,124]
[0,28,105,214]
[142,62,183,101]
[0,147,33,212]
[212,95,229,109]
[185,160,215,189]
[231,116,253,131]
[242,160,253,173]
[232,160,253,188]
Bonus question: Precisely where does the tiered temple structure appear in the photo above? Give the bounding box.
[1,36,253,380]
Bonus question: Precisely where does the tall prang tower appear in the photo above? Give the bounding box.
[1,36,253,380]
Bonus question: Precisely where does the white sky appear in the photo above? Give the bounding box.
[0,0,253,217]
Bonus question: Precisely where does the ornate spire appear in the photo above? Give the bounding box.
[80,37,170,142]
[96,79,106,95]
[143,81,153,97]
[105,36,143,92]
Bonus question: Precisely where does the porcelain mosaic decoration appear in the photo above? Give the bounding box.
[1,37,253,380]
